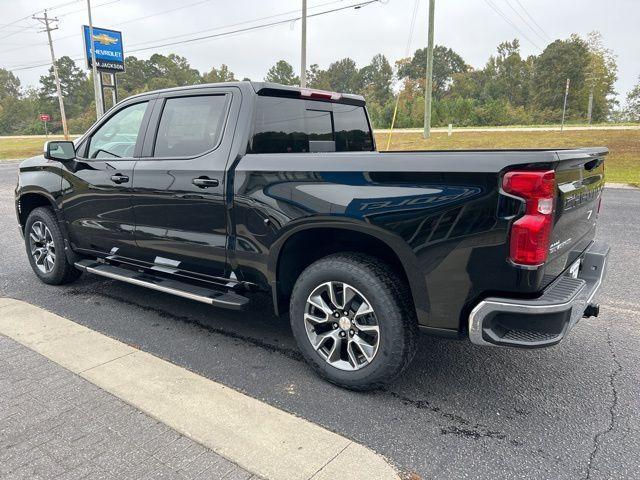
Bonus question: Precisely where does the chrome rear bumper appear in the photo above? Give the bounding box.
[468,241,609,348]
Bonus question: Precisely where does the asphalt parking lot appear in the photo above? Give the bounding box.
[1,160,639,479]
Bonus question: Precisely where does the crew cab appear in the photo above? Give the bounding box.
[15,81,609,390]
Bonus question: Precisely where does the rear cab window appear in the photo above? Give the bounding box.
[249,95,374,154]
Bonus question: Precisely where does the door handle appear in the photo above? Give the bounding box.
[110,173,129,184]
[192,176,219,188]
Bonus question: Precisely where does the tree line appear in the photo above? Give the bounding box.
[0,30,637,136]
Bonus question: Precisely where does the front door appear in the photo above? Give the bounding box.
[131,88,239,282]
[60,99,153,257]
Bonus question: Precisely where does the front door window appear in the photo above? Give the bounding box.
[87,102,148,159]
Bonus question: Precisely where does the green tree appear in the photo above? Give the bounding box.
[584,31,618,121]
[483,39,530,107]
[0,68,20,100]
[146,53,201,90]
[359,54,393,105]
[0,88,44,135]
[397,45,468,99]
[40,56,89,100]
[626,76,640,121]
[322,58,361,93]
[530,36,590,118]
[265,60,299,85]
[306,64,330,89]
[39,56,92,119]
[118,56,156,96]
[202,64,236,83]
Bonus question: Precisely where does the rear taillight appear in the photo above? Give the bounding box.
[502,170,556,266]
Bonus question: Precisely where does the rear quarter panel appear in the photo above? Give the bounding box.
[231,150,562,330]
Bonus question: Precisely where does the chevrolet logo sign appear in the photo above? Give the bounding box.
[92,33,118,45]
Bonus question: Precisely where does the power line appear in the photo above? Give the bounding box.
[0,24,41,42]
[5,0,383,72]
[57,0,120,18]
[115,0,213,27]
[0,0,121,55]
[0,0,79,32]
[127,1,381,54]
[0,15,37,32]
[386,0,420,150]
[1,0,354,64]
[1,0,346,56]
[404,0,420,55]
[483,0,541,50]
[113,0,347,49]
[47,0,84,13]
[513,0,551,41]
[504,0,548,44]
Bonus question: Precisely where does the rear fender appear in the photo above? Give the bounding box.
[267,217,430,325]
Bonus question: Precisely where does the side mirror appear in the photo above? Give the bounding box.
[44,141,75,162]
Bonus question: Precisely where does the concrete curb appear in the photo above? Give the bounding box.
[0,298,399,480]
[605,183,639,190]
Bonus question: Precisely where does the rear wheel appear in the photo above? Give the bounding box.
[289,253,418,390]
[24,207,82,285]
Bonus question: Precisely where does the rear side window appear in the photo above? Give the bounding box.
[250,96,373,154]
[333,104,374,152]
[154,95,227,158]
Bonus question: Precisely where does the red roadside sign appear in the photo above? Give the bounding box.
[39,114,50,122]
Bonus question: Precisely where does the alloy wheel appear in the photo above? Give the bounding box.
[29,221,56,274]
[304,281,380,371]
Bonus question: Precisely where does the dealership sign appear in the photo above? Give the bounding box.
[82,26,125,72]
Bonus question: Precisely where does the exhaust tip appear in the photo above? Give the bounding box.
[583,303,600,318]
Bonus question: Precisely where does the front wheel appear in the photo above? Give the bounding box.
[289,253,418,390]
[24,207,82,285]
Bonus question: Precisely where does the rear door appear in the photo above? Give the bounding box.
[130,87,240,282]
[61,98,154,257]
[546,148,606,277]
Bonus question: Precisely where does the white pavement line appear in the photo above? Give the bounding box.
[0,298,399,480]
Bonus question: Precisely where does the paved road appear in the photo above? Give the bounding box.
[1,160,639,479]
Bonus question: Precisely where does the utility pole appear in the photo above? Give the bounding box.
[423,0,435,139]
[560,77,570,132]
[34,10,69,140]
[300,0,307,87]
[87,0,104,118]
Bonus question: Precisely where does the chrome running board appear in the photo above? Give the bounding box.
[75,260,249,310]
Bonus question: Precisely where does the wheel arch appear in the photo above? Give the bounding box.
[16,190,59,231]
[268,219,429,324]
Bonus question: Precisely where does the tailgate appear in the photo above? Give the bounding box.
[546,148,607,276]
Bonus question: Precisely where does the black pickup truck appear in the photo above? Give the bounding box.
[15,81,609,389]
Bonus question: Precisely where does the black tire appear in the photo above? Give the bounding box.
[24,207,82,285]
[289,253,418,390]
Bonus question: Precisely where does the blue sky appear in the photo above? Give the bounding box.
[1,0,638,102]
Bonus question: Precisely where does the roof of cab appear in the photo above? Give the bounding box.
[124,81,366,106]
